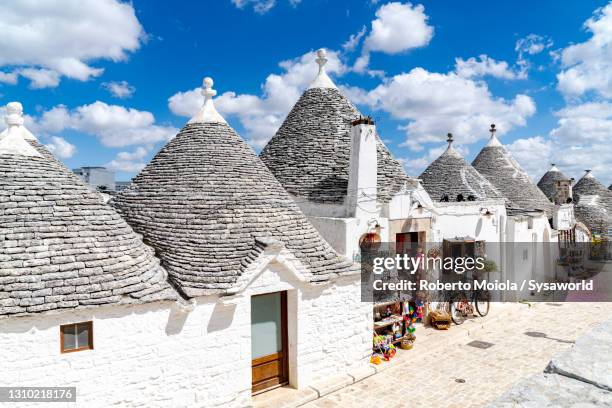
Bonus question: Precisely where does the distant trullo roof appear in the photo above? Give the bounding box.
[537,164,570,203]
[574,195,610,235]
[112,77,355,298]
[0,103,176,317]
[419,133,505,202]
[259,48,411,204]
[573,170,612,214]
[472,124,554,215]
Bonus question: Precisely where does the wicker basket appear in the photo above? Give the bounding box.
[429,310,451,330]
[400,338,414,350]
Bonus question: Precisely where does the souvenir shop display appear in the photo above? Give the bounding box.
[372,299,422,358]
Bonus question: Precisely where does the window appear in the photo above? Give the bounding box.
[60,321,93,353]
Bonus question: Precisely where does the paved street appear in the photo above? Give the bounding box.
[302,302,612,408]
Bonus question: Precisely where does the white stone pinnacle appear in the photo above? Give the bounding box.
[584,169,594,178]
[486,123,502,147]
[308,48,337,90]
[188,77,227,124]
[0,101,37,141]
[0,102,42,157]
[549,163,559,172]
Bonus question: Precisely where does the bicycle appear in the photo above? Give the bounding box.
[448,284,490,325]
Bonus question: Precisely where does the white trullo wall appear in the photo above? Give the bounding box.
[0,253,371,408]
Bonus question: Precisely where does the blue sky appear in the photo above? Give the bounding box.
[1,0,611,186]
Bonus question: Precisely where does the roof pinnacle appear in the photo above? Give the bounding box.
[486,123,502,147]
[0,102,42,157]
[308,48,337,90]
[188,76,227,124]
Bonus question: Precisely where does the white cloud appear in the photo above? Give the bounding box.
[550,102,612,144]
[455,55,526,80]
[0,71,18,84]
[31,101,178,148]
[44,136,76,159]
[355,2,433,72]
[19,68,60,89]
[168,49,348,147]
[106,146,149,172]
[557,3,612,98]
[363,2,433,54]
[102,81,135,98]
[0,0,145,88]
[505,136,553,180]
[402,143,470,175]
[357,67,535,150]
[515,34,553,56]
[343,26,367,52]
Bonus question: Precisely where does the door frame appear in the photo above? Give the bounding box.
[251,291,289,395]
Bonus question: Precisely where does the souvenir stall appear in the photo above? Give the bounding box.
[370,298,425,364]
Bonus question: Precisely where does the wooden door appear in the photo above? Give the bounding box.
[251,291,288,394]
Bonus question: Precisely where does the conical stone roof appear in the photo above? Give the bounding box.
[0,103,175,317]
[574,196,610,235]
[472,125,554,215]
[573,170,612,214]
[537,164,569,203]
[112,78,355,298]
[260,49,410,204]
[419,134,505,202]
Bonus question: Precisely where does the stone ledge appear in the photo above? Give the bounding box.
[308,374,353,398]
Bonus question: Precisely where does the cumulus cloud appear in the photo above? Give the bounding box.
[356,67,535,150]
[168,49,348,147]
[44,136,76,159]
[550,102,612,143]
[31,101,178,148]
[106,146,149,172]
[505,136,553,180]
[0,0,145,88]
[102,81,135,98]
[557,3,612,98]
[355,2,433,72]
[455,55,526,80]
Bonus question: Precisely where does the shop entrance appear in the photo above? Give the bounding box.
[251,291,289,394]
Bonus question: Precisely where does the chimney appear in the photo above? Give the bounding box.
[346,116,378,217]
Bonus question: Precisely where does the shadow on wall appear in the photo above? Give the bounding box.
[1,301,174,335]
[165,306,190,335]
[475,217,483,237]
[206,302,237,334]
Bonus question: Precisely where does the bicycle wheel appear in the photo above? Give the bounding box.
[474,290,490,317]
[449,292,468,325]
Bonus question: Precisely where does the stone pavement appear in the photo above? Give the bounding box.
[489,315,612,407]
[260,302,612,408]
